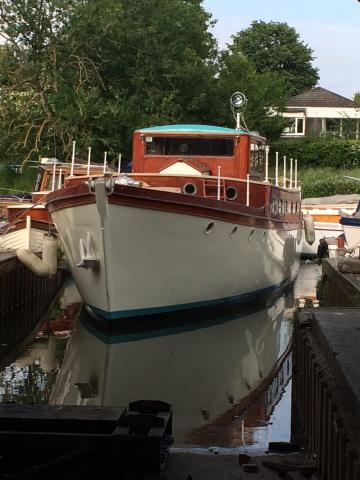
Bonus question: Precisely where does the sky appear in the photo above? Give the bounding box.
[203,0,360,99]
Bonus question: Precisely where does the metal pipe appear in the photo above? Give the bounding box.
[70,141,75,176]
[290,158,293,189]
[217,165,221,200]
[58,169,62,189]
[103,151,107,174]
[118,154,122,175]
[87,147,92,176]
[51,161,56,191]
[265,145,269,183]
[246,174,250,206]
[25,216,31,250]
[283,156,287,188]
[275,151,279,186]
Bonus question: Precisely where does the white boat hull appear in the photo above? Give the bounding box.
[0,227,47,252]
[51,196,301,322]
[341,222,360,250]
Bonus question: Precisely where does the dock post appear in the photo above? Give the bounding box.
[283,156,287,188]
[275,152,279,186]
[295,159,298,188]
[290,158,293,188]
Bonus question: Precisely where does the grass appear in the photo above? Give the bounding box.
[298,167,360,198]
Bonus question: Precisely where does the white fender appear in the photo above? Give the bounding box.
[17,249,50,278]
[16,235,58,278]
[42,235,58,275]
[303,214,315,245]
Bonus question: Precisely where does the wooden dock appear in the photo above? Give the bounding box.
[0,400,172,478]
[321,258,360,307]
[0,250,66,368]
[292,308,360,480]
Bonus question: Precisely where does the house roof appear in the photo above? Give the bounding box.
[287,87,354,108]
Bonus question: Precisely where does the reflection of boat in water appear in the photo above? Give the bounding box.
[50,297,292,447]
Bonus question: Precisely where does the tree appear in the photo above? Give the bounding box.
[354,92,360,108]
[231,21,319,95]
[214,47,289,140]
[0,0,217,165]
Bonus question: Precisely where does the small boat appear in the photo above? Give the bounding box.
[0,160,107,252]
[301,195,358,257]
[46,93,303,324]
[340,201,360,252]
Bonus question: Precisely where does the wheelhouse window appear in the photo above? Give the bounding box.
[145,137,234,156]
[250,140,265,177]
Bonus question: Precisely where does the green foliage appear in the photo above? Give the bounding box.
[354,92,360,108]
[299,167,360,198]
[0,0,217,165]
[271,138,360,169]
[0,1,323,167]
[0,165,37,193]
[231,21,319,95]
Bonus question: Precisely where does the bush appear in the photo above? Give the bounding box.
[298,167,360,198]
[270,138,360,169]
[0,165,37,194]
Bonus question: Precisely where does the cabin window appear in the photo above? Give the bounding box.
[250,140,265,177]
[145,137,234,156]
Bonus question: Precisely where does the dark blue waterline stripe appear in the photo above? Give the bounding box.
[81,303,268,345]
[340,217,360,227]
[88,280,287,321]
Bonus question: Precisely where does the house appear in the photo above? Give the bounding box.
[281,87,360,139]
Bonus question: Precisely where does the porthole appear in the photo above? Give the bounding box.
[263,230,267,240]
[183,183,197,195]
[205,222,214,235]
[226,186,237,200]
[230,226,238,238]
[248,228,255,241]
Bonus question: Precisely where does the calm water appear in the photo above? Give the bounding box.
[0,263,321,453]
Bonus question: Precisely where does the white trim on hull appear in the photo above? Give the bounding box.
[51,199,302,322]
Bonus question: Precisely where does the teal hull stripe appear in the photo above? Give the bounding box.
[81,304,265,345]
[88,280,287,321]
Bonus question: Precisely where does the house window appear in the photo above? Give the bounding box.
[283,118,305,135]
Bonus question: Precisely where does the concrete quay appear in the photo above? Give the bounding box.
[293,308,360,480]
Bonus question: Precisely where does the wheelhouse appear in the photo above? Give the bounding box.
[132,125,266,180]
